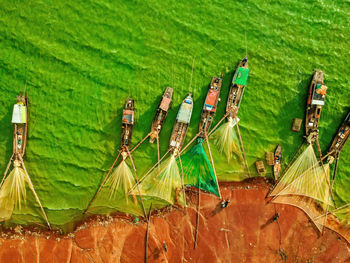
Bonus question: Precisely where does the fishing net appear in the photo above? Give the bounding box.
[210,117,243,162]
[313,204,350,242]
[130,155,184,205]
[270,145,332,205]
[106,160,136,201]
[270,144,333,232]
[89,159,144,216]
[0,164,28,221]
[181,139,220,196]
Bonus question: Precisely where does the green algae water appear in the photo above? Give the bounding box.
[0,0,349,228]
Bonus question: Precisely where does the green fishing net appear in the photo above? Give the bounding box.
[180,139,220,196]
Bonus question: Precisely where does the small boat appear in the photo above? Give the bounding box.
[273,144,282,181]
[198,77,222,137]
[291,118,302,132]
[327,112,350,163]
[121,98,134,149]
[255,160,266,175]
[226,57,249,119]
[150,87,173,143]
[169,94,193,155]
[12,94,28,157]
[305,70,327,137]
[266,152,274,166]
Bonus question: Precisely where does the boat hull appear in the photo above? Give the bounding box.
[305,70,327,137]
[12,95,28,158]
[121,99,135,148]
[169,94,193,154]
[150,87,173,143]
[226,58,249,119]
[273,144,282,180]
[327,112,350,161]
[199,77,222,137]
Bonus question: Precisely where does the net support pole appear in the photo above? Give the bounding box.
[0,154,14,189]
[235,117,250,177]
[129,149,171,192]
[205,134,221,198]
[194,187,201,249]
[180,133,200,155]
[281,142,305,178]
[178,155,187,207]
[130,133,151,154]
[315,137,335,205]
[126,147,147,219]
[207,112,229,137]
[156,135,161,177]
[145,203,152,263]
[83,150,122,214]
[18,154,51,229]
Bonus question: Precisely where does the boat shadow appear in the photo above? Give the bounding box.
[0,107,14,165]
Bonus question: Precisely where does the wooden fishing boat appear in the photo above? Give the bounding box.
[255,160,266,175]
[305,70,327,137]
[327,112,350,163]
[169,94,193,155]
[150,87,173,143]
[226,57,249,119]
[198,77,221,137]
[273,144,282,181]
[12,94,28,158]
[121,98,134,149]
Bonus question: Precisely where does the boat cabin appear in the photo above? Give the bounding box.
[204,77,221,112]
[176,95,193,124]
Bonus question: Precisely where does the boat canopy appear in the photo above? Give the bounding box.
[177,98,193,124]
[122,109,134,124]
[160,97,171,111]
[204,89,219,112]
[234,67,250,86]
[12,104,27,124]
[311,84,326,105]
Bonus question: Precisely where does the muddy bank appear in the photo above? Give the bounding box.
[0,178,348,263]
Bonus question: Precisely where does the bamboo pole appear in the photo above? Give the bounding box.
[281,141,306,178]
[18,155,51,229]
[145,203,152,263]
[235,117,250,177]
[83,150,122,214]
[0,154,14,189]
[178,155,186,207]
[130,133,151,154]
[315,138,335,204]
[207,112,229,137]
[205,134,221,198]
[156,134,161,177]
[194,187,201,249]
[179,132,200,155]
[126,147,147,218]
[129,149,171,193]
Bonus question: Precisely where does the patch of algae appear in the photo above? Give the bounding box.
[0,0,349,228]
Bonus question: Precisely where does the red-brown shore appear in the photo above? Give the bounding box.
[0,177,349,263]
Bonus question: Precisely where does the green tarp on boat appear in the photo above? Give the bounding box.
[234,67,250,86]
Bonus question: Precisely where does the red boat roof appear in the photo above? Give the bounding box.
[204,89,220,112]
